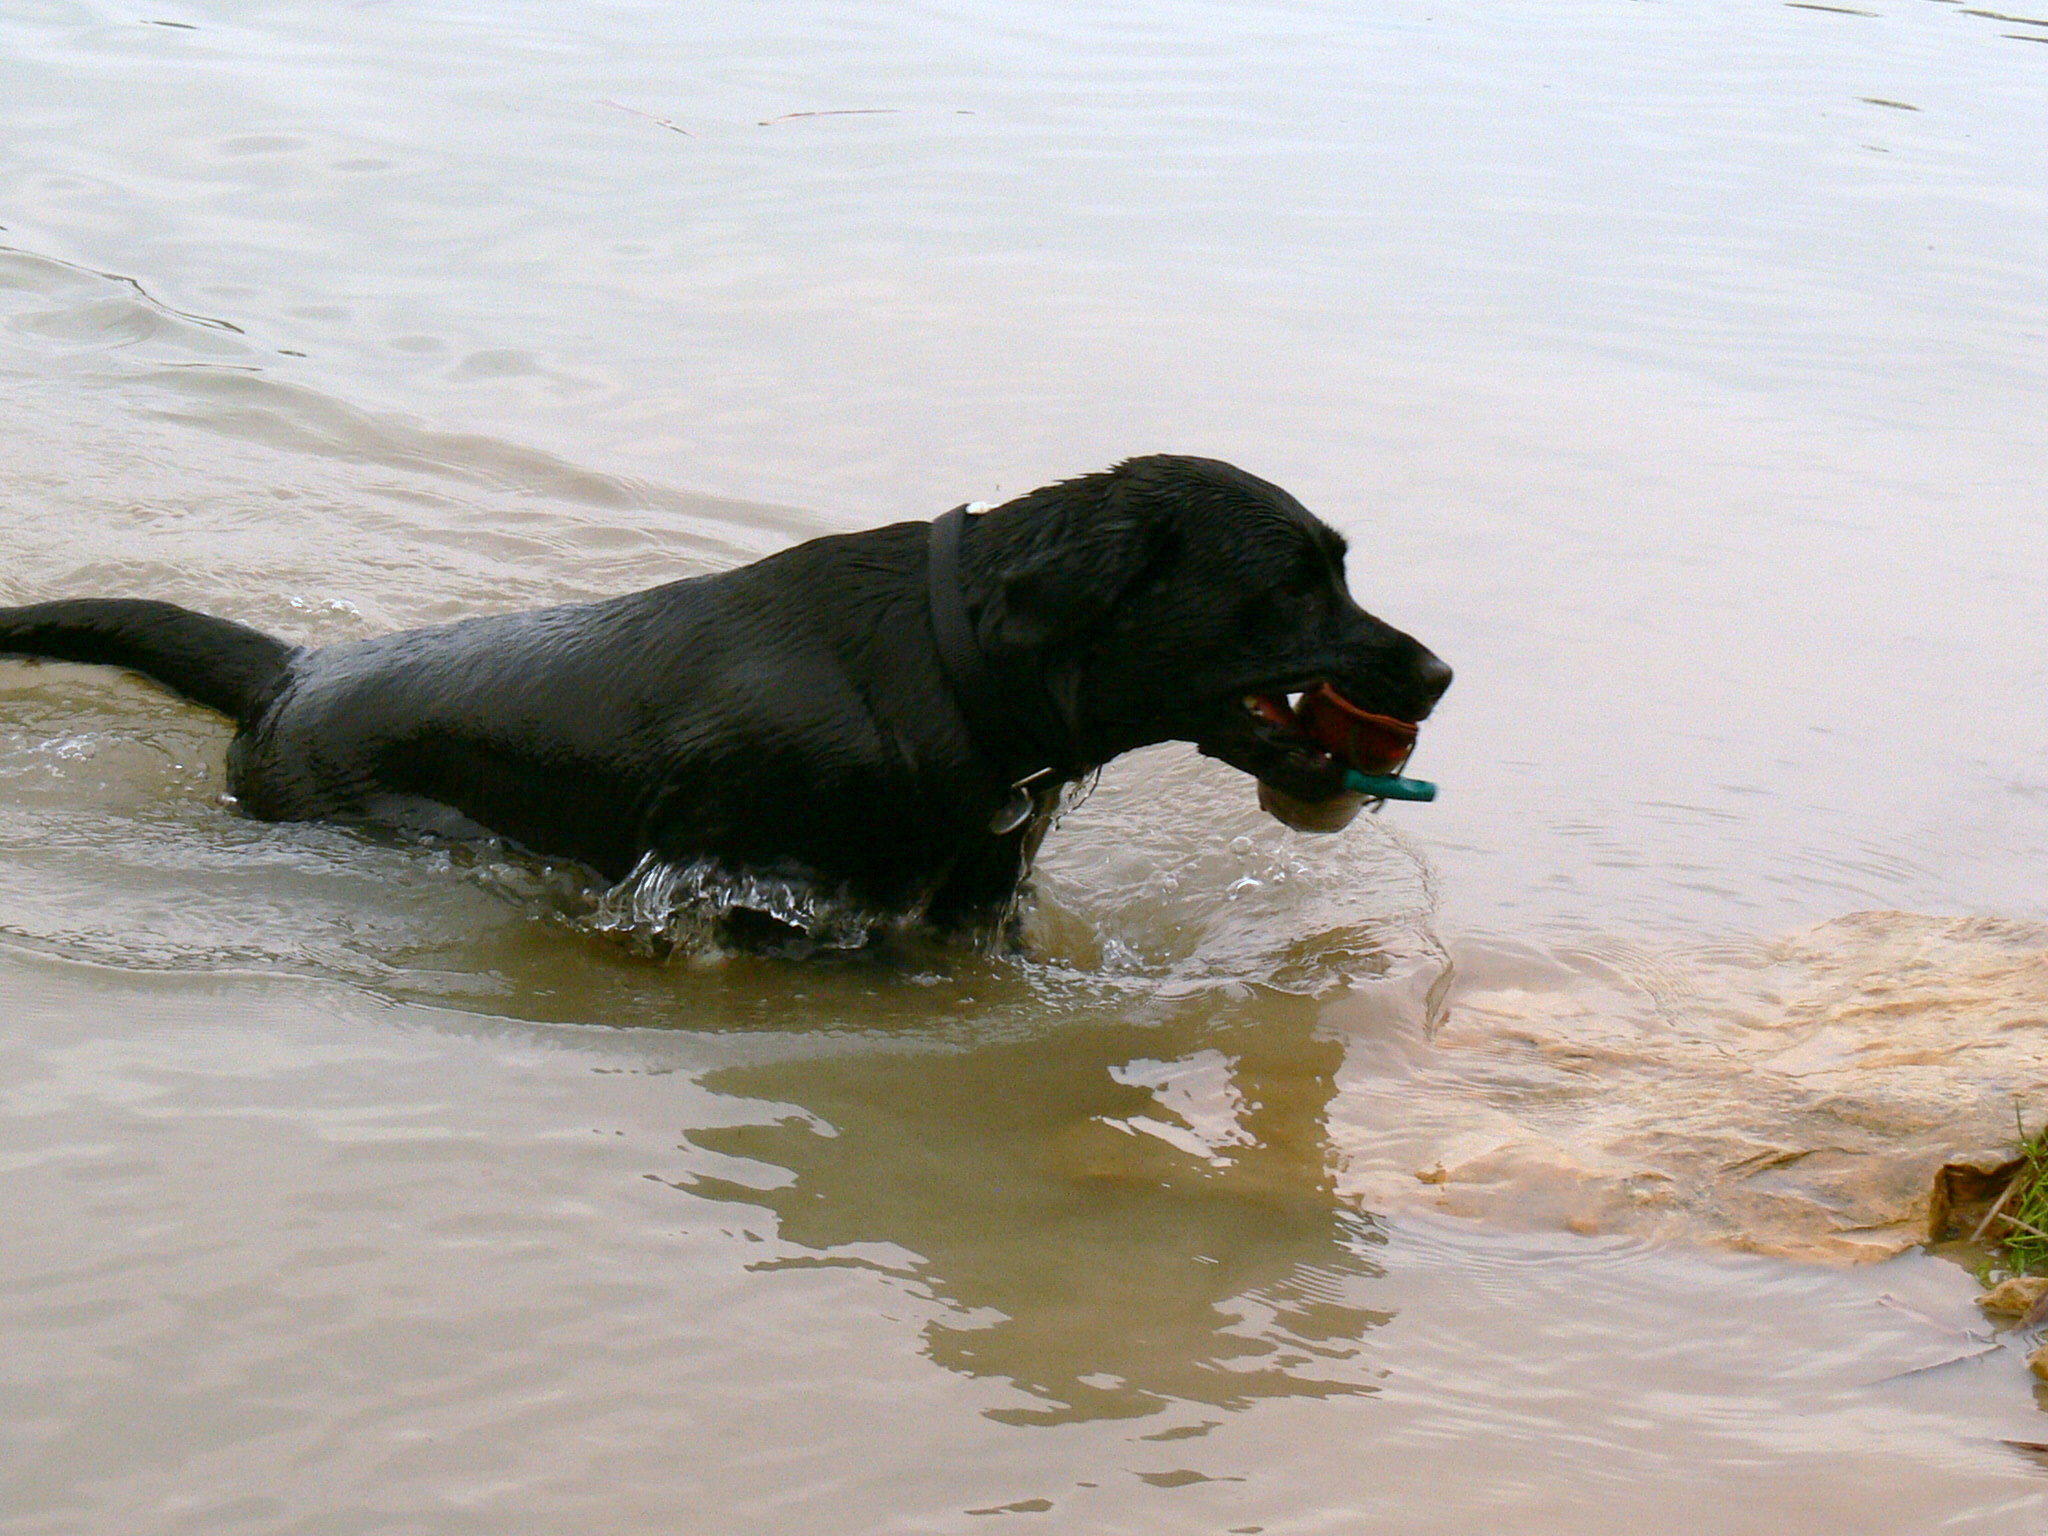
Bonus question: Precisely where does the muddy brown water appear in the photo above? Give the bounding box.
[4,2,2048,1530]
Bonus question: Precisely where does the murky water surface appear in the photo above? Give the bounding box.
[3,1,2047,1529]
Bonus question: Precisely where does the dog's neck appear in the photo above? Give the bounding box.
[926,506,1085,817]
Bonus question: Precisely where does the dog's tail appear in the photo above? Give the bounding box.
[0,598,297,725]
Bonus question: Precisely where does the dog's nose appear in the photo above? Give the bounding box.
[1414,648,1453,705]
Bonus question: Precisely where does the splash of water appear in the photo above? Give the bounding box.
[572,780,1109,960]
[580,851,928,957]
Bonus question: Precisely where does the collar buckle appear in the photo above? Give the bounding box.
[988,767,1055,834]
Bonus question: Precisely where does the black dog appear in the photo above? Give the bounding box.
[0,456,1449,939]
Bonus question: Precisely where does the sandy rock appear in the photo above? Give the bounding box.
[1327,911,2048,1262]
[1980,1276,2048,1318]
[2031,1343,2048,1384]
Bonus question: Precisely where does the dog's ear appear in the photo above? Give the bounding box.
[983,466,1178,650]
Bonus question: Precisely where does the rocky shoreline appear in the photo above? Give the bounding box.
[1334,910,2048,1263]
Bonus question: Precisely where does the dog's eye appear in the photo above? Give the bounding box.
[1237,590,1293,632]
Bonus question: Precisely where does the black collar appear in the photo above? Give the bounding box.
[926,505,1078,797]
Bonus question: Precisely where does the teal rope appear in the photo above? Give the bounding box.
[1343,770,1437,802]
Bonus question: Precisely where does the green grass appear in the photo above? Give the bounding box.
[1998,1113,2048,1276]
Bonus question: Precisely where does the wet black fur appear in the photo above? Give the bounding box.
[0,456,1450,934]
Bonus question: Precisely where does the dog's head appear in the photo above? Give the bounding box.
[976,455,1451,832]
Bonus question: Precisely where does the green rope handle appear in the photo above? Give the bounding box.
[1343,770,1437,803]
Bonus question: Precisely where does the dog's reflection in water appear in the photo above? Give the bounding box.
[674,989,1391,1426]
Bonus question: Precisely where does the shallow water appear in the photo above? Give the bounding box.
[3,0,2048,1529]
